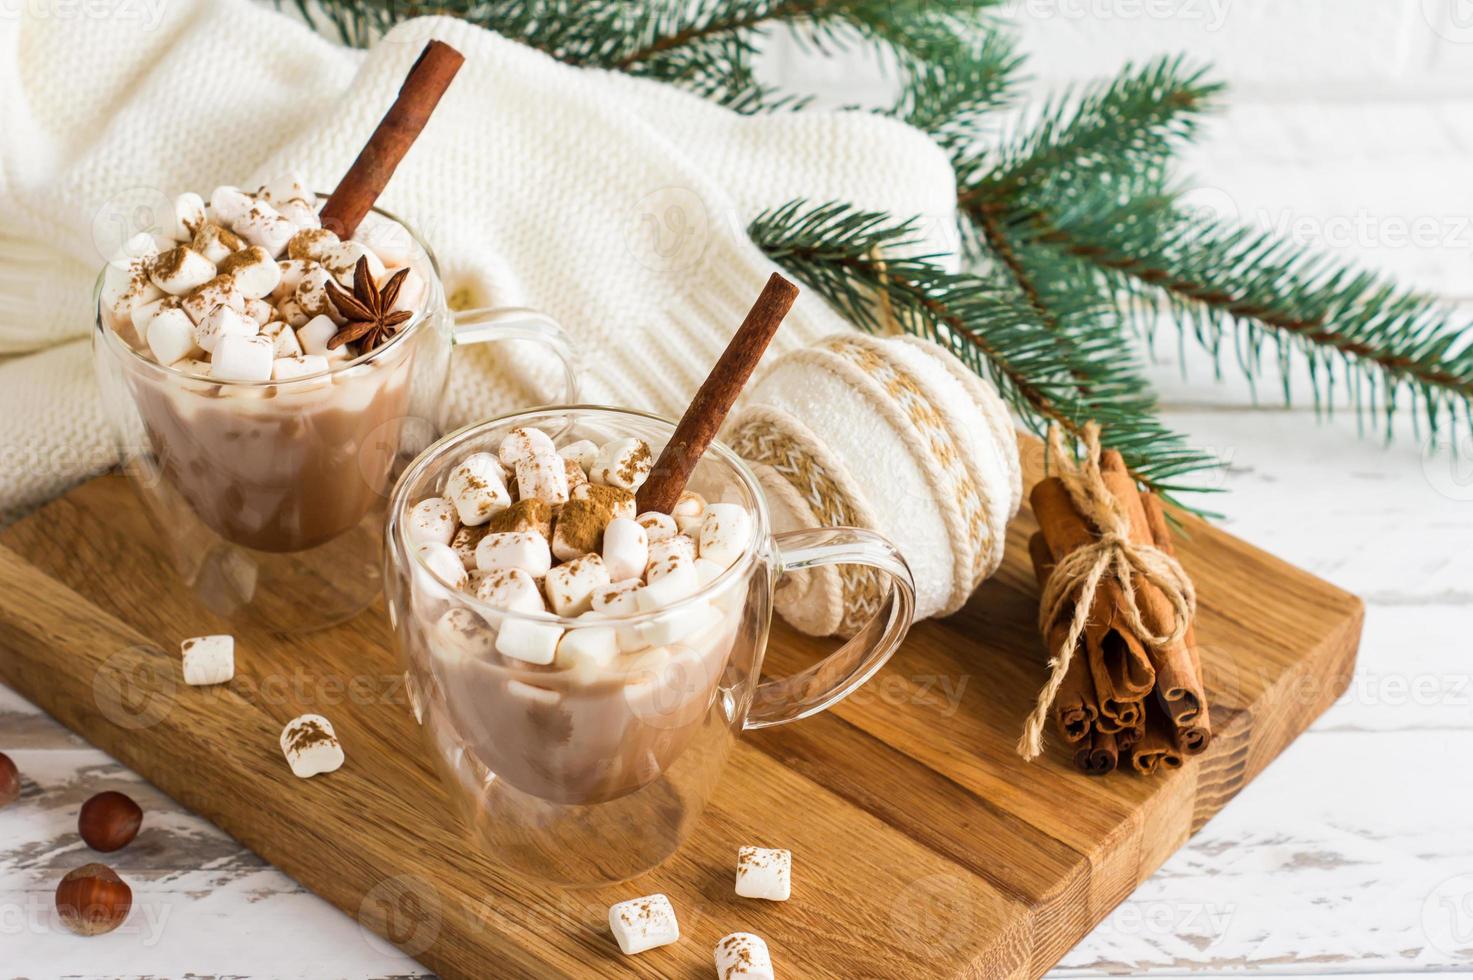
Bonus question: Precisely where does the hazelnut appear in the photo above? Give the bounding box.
[0,752,18,808]
[55,863,132,936]
[78,791,143,852]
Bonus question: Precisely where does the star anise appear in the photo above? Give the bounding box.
[324,256,413,353]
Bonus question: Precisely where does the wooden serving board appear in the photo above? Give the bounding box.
[0,462,1361,979]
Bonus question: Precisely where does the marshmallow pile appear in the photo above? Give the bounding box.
[100,174,427,383]
[410,426,754,670]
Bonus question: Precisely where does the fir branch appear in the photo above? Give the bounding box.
[750,201,1218,503]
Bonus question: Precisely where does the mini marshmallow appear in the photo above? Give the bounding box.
[638,554,701,608]
[297,314,339,355]
[714,932,775,980]
[735,846,791,901]
[700,503,753,569]
[445,452,512,526]
[180,634,234,686]
[195,304,256,354]
[515,452,569,506]
[280,713,344,779]
[209,185,254,226]
[694,557,727,588]
[271,259,310,302]
[647,534,697,570]
[498,426,557,466]
[543,553,611,617]
[556,621,619,674]
[495,617,563,666]
[173,192,206,240]
[609,894,679,956]
[232,200,297,258]
[552,498,610,561]
[130,295,173,336]
[287,227,340,263]
[259,172,308,205]
[476,531,552,577]
[602,518,648,581]
[101,262,161,329]
[276,297,309,327]
[295,265,338,321]
[272,354,331,382]
[591,578,643,615]
[408,497,457,547]
[592,437,653,491]
[485,498,553,540]
[432,608,496,661]
[181,275,246,325]
[261,320,304,358]
[450,524,488,569]
[149,246,216,296]
[573,484,637,522]
[191,223,244,264]
[563,456,588,492]
[210,334,274,382]
[418,541,469,591]
[275,197,320,229]
[218,245,282,299]
[673,491,708,534]
[474,567,545,614]
[635,598,721,649]
[558,439,599,472]
[146,307,198,366]
[636,511,679,542]
[324,239,386,287]
[242,297,274,325]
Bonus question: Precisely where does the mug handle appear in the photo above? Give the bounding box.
[452,307,580,404]
[743,526,916,730]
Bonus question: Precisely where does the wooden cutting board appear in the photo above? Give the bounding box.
[0,462,1361,979]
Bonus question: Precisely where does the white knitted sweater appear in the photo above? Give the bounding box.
[0,0,959,521]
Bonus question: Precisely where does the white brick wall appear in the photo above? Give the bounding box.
[761,0,1473,299]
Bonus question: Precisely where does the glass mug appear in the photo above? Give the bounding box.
[93,205,577,632]
[384,406,916,885]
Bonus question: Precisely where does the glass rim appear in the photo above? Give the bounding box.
[389,405,771,628]
[92,199,443,388]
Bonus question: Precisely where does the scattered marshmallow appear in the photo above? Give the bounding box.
[418,541,469,591]
[608,894,679,956]
[181,275,246,325]
[592,437,653,491]
[558,439,599,471]
[280,713,344,779]
[473,567,545,615]
[636,511,678,543]
[219,245,282,299]
[647,534,696,570]
[475,531,552,577]
[445,452,511,526]
[149,246,216,296]
[515,452,570,506]
[145,307,199,366]
[714,932,775,980]
[232,200,297,258]
[543,553,611,617]
[262,320,304,358]
[192,223,244,264]
[180,635,234,686]
[673,491,707,534]
[735,846,791,901]
[699,502,753,569]
[498,426,557,467]
[602,518,648,582]
[210,334,274,382]
[408,497,457,547]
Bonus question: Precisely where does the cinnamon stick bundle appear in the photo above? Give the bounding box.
[1026,434,1210,774]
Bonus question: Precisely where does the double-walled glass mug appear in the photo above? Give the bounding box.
[93,205,577,632]
[384,406,916,886]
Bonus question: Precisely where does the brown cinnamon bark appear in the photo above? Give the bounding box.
[1030,477,1157,725]
[1130,701,1185,775]
[1074,729,1118,776]
[1136,488,1213,754]
[1028,532,1098,743]
[636,273,798,514]
[320,41,466,239]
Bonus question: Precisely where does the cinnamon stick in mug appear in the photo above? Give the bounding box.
[1028,532,1098,743]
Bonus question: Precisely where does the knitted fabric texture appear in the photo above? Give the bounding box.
[0,0,959,521]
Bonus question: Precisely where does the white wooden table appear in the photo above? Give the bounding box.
[5,3,1473,976]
